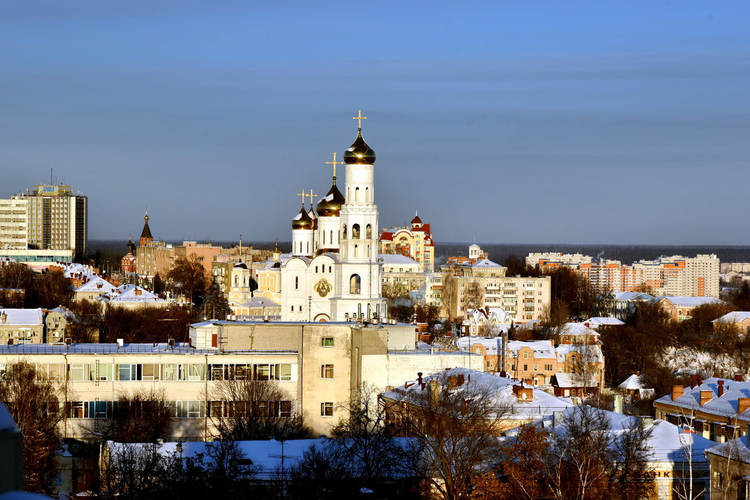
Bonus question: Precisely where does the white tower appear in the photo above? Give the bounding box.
[331,111,386,321]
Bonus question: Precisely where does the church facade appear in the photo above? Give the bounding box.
[280,114,386,322]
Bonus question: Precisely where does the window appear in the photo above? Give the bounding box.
[523,364,529,371]
[295,276,299,289]
[366,224,372,239]
[545,364,553,371]
[342,225,347,239]
[352,224,361,239]
[321,364,334,379]
[321,402,334,417]
[350,274,361,294]
[321,337,334,347]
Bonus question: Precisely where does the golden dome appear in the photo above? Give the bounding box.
[316,183,345,217]
[344,129,376,164]
[292,206,313,230]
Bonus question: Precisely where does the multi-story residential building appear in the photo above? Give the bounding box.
[0,308,44,345]
[11,185,88,256]
[655,376,750,444]
[380,214,435,272]
[527,252,720,298]
[442,248,551,322]
[456,331,605,395]
[0,198,29,250]
[653,296,723,322]
[1,184,87,256]
[380,254,426,296]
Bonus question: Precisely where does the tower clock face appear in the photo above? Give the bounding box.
[314,278,332,298]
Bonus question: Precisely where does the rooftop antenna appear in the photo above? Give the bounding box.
[50,167,53,185]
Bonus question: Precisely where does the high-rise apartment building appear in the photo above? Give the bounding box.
[1,185,87,256]
[527,252,720,298]
[0,198,29,249]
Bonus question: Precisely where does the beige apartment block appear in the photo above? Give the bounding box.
[0,198,28,250]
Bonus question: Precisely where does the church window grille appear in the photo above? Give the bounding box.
[352,224,360,239]
[350,274,361,294]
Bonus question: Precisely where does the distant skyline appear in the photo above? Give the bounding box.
[1,1,749,246]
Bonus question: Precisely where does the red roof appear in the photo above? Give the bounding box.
[412,223,431,236]
[411,214,422,225]
[380,232,394,241]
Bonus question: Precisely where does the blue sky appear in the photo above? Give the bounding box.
[1,1,749,245]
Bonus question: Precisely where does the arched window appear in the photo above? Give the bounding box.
[322,232,326,245]
[365,187,369,202]
[234,276,239,286]
[329,266,332,273]
[366,224,372,239]
[342,225,347,240]
[352,224,360,239]
[295,276,299,290]
[350,274,361,294]
[315,266,318,273]
[330,230,334,244]
[355,187,360,202]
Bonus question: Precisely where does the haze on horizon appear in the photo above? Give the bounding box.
[1,1,748,247]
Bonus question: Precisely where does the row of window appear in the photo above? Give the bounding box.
[66,400,294,419]
[13,362,295,382]
[65,400,335,419]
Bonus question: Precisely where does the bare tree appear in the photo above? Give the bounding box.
[396,372,513,500]
[328,383,407,490]
[210,376,311,441]
[0,362,63,494]
[100,388,174,443]
[167,254,208,307]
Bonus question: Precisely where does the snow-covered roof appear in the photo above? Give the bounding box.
[654,296,722,308]
[98,284,166,304]
[379,254,419,265]
[472,258,504,268]
[553,373,598,388]
[554,343,604,362]
[655,377,750,419]
[713,311,750,324]
[536,407,714,464]
[584,317,625,327]
[382,367,572,422]
[619,373,647,390]
[706,434,750,462]
[560,323,600,337]
[0,342,295,356]
[614,292,654,301]
[235,297,281,308]
[0,308,43,326]
[75,276,117,293]
[508,340,556,359]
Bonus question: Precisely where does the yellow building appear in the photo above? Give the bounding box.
[380,214,435,272]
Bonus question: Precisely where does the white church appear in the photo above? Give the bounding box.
[279,113,386,322]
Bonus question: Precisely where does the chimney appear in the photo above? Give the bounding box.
[700,390,712,406]
[448,376,458,389]
[672,385,684,401]
[417,372,423,385]
[738,398,750,414]
[457,374,465,386]
[429,379,440,409]
[718,380,725,397]
[690,374,698,389]
[516,387,533,401]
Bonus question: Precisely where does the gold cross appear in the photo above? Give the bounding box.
[353,110,367,129]
[325,152,344,181]
[297,189,306,205]
[306,189,316,207]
